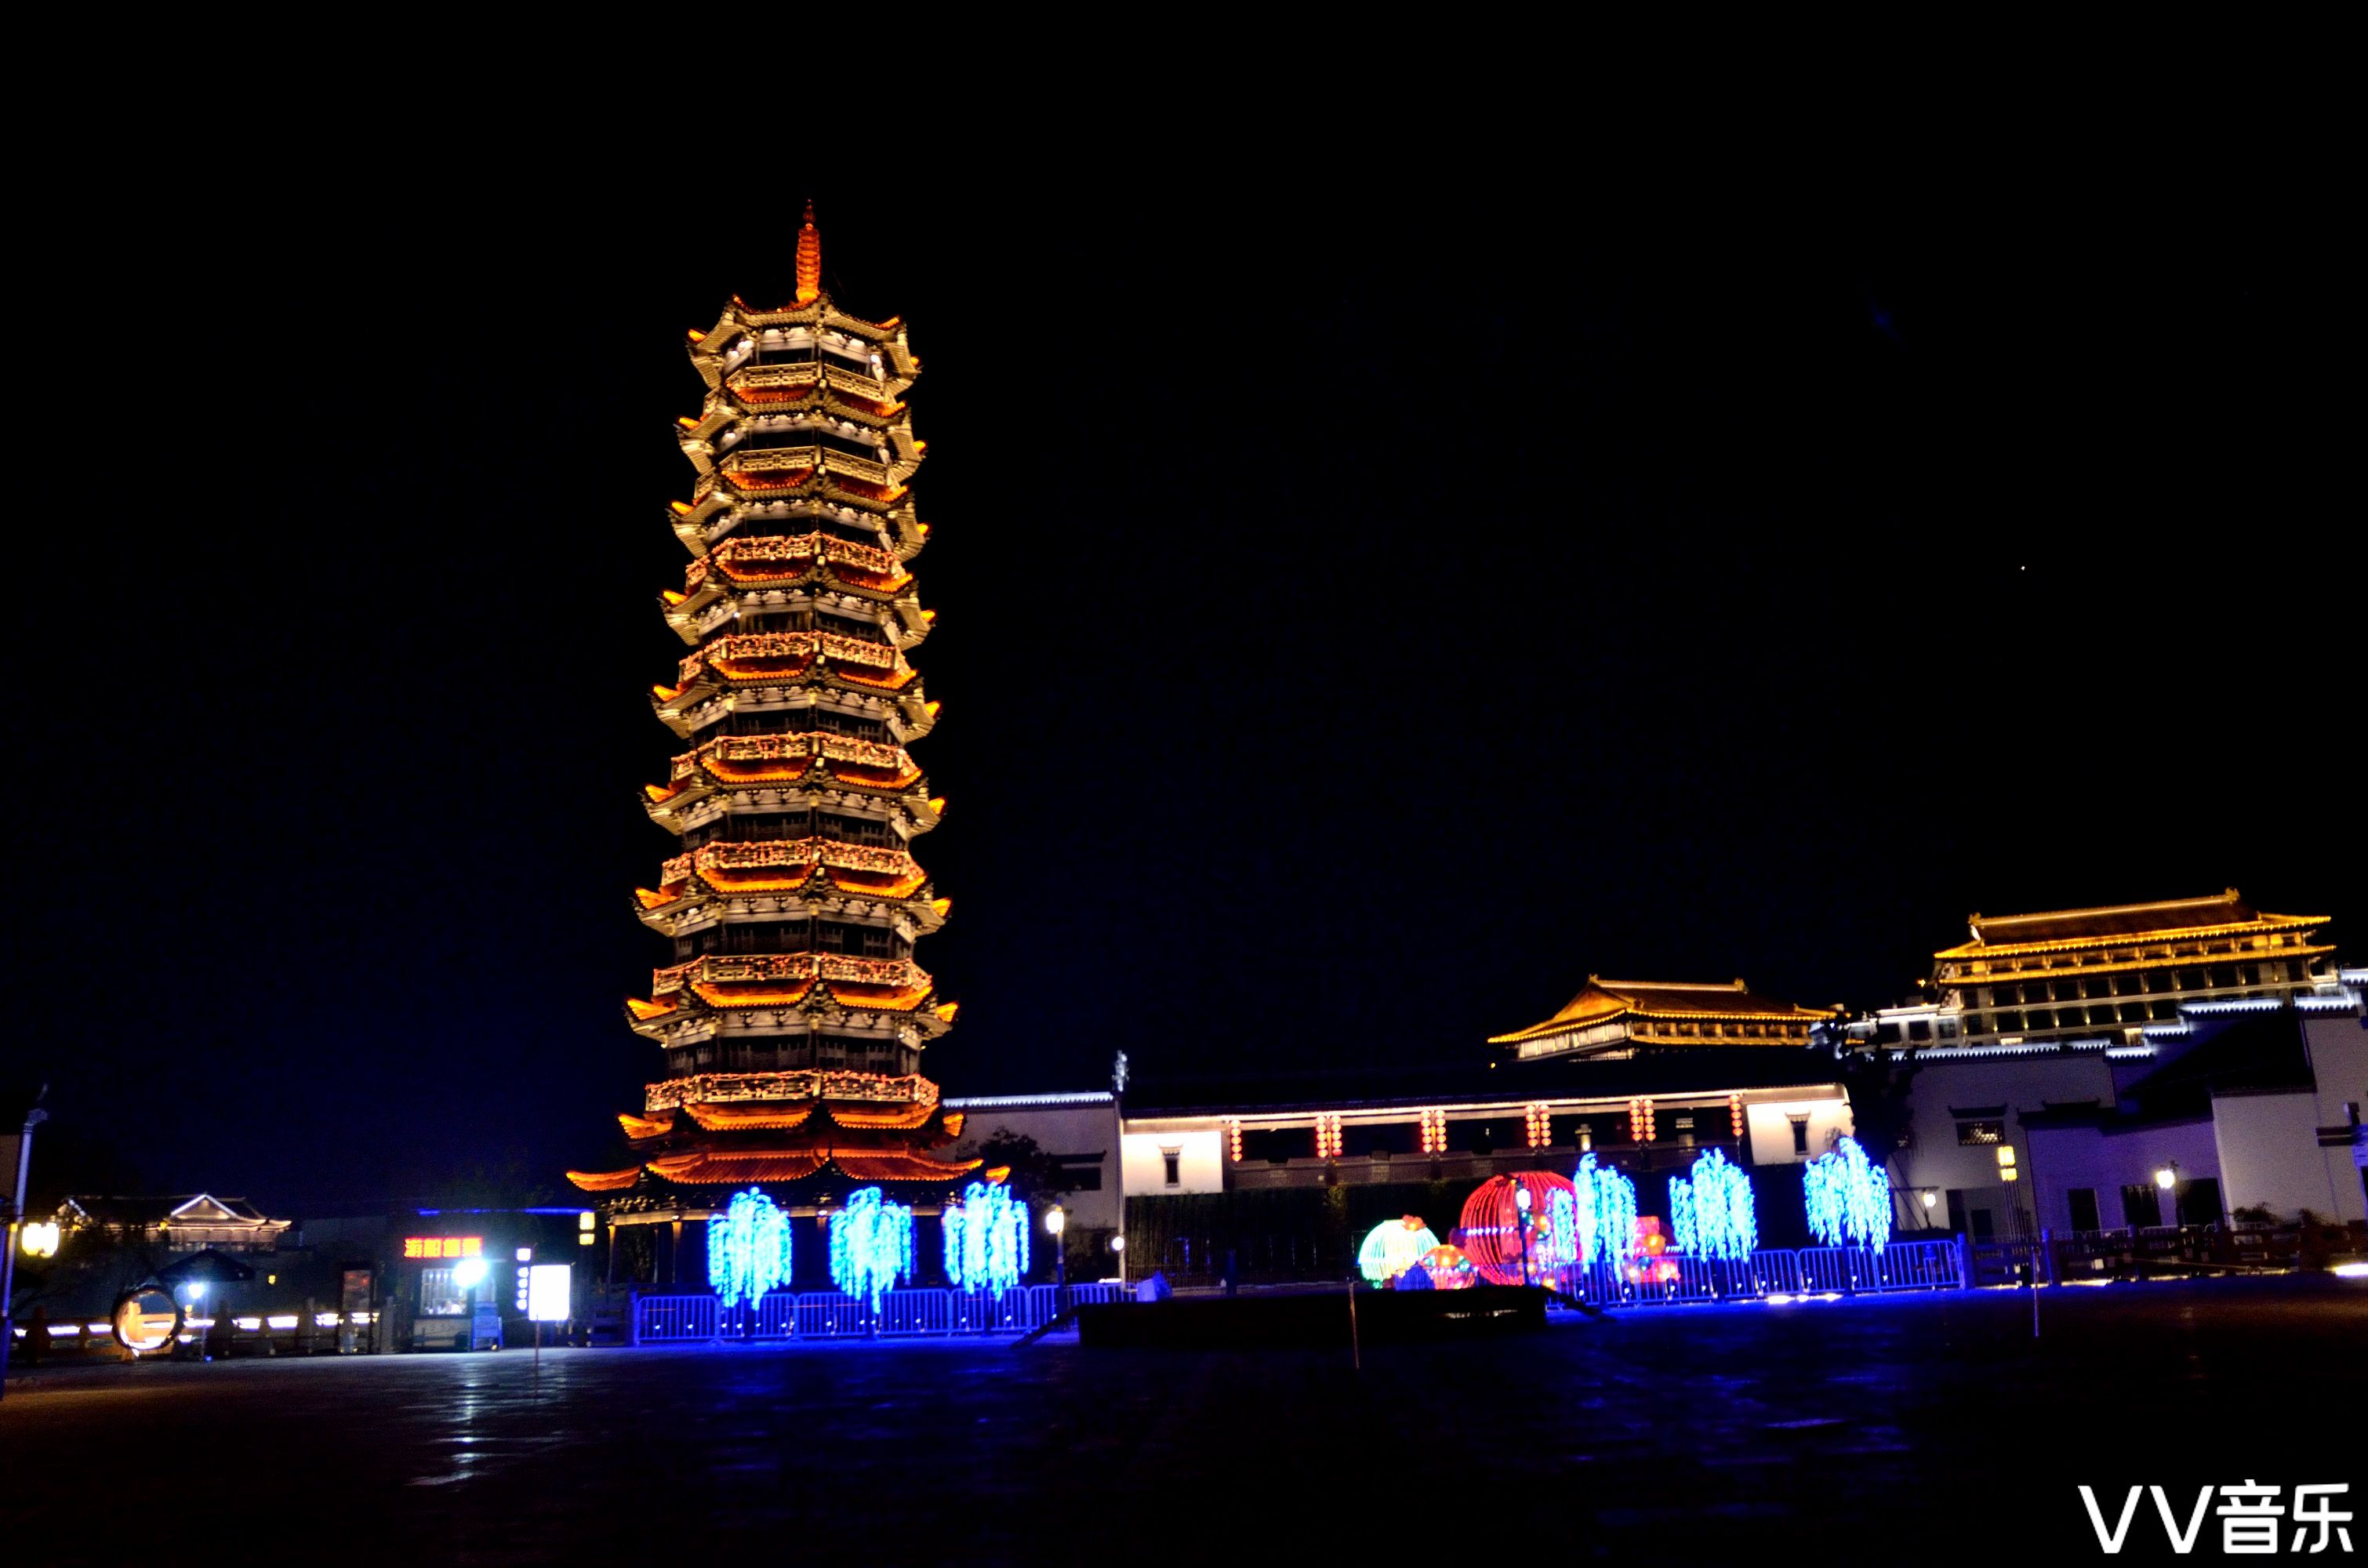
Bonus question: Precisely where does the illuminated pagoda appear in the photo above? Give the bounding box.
[568,206,977,1224]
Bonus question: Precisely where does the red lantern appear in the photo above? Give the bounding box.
[1454,1171,1579,1287]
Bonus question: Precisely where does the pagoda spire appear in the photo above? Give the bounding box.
[794,200,823,307]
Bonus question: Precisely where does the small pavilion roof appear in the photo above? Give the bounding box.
[1489,978,1829,1046]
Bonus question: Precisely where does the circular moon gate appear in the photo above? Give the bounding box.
[111,1287,185,1355]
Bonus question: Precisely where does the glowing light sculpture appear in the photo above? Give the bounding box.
[1676,1149,1758,1261]
[707,1188,795,1312]
[1574,1153,1639,1267]
[830,1186,916,1310]
[1668,1175,1699,1255]
[1456,1172,1579,1287]
[1357,1216,1440,1285]
[942,1180,1030,1296]
[1411,1243,1477,1290]
[1803,1135,1890,1250]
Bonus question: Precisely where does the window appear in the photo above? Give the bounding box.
[1938,1019,1959,1040]
[1789,1116,1811,1156]
[2121,1184,2163,1229]
[2067,1188,2100,1232]
[1160,1149,1181,1187]
[419,1268,469,1316]
[1956,1120,2006,1146]
[1908,1019,1932,1042]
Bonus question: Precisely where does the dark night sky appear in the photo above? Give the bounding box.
[12,154,2356,1210]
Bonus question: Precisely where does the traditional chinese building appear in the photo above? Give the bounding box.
[1933,889,2337,1051]
[53,1193,290,1254]
[568,209,975,1226]
[1487,977,1832,1061]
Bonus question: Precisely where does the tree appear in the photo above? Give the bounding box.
[969,1130,1077,1206]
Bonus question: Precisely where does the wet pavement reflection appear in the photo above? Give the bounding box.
[4,1277,2361,1562]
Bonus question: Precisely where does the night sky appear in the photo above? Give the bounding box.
[14,168,2355,1211]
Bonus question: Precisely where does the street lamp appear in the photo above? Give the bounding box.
[2153,1164,2177,1190]
[0,1099,51,1403]
[1044,1205,1066,1295]
[1110,1232,1125,1293]
[1513,1181,1534,1288]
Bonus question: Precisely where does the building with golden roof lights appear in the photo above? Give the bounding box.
[1933,889,2335,1051]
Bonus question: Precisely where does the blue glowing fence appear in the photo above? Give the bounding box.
[1551,1239,1964,1308]
[634,1283,1127,1344]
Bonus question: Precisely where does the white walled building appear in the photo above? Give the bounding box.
[942,1091,1123,1234]
[1869,980,2364,1240]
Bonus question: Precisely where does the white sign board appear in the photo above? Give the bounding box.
[526,1263,572,1323]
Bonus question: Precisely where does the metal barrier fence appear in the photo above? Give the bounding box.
[634,1283,1127,1344]
[1553,1239,1966,1308]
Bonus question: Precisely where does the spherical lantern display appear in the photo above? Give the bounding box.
[1357,1216,1440,1285]
[1455,1171,1579,1287]
[1410,1243,1478,1290]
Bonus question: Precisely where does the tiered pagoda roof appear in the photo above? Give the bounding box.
[571,207,976,1203]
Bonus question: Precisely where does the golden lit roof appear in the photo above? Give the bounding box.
[1937,888,2326,957]
[1489,977,1828,1045]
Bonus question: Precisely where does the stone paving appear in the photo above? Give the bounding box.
[2,1277,2361,1563]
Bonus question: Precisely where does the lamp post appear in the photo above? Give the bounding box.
[1045,1205,1066,1301]
[1,1099,52,1402]
[2154,1163,2179,1229]
[1513,1181,1534,1289]
[1110,1232,1126,1294]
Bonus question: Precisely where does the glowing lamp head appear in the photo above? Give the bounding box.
[19,1220,60,1258]
[452,1257,489,1289]
[2154,1166,2177,1190]
[1110,1234,1125,1255]
[1044,1205,1066,1237]
[1920,1190,1939,1210]
[1514,1185,1533,1214]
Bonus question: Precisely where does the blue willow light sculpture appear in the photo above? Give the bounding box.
[1574,1153,1640,1267]
[1803,1135,1890,1251]
[830,1186,916,1310]
[1684,1148,1758,1261]
[708,1188,794,1312]
[942,1180,1031,1296]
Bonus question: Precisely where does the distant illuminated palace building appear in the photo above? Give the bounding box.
[568,209,977,1215]
[1931,889,2337,1050]
[1487,977,1831,1060]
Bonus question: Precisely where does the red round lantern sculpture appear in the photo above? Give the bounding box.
[1455,1171,1579,1287]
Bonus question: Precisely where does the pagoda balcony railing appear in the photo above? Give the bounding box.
[687,532,906,589]
[681,630,905,682]
[670,731,913,782]
[659,837,922,887]
[725,362,894,404]
[645,1069,938,1112]
[652,951,929,998]
[721,445,896,487]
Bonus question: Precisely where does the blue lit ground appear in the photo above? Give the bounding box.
[4,1276,2363,1563]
